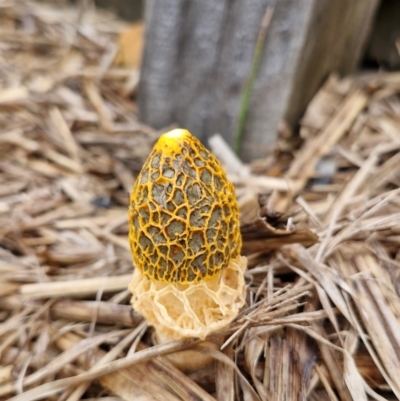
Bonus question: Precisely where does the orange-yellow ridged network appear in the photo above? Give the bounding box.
[128,128,242,283]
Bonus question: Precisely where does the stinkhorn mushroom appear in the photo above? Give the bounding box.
[128,129,246,366]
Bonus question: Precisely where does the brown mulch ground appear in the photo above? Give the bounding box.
[1,1,400,400]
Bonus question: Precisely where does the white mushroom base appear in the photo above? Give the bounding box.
[129,256,247,341]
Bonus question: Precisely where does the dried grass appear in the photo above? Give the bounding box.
[1,1,400,400]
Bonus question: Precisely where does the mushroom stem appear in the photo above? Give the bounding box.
[129,256,247,340]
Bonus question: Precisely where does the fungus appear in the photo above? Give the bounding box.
[128,129,247,367]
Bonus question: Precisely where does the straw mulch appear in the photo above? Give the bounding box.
[1,1,400,400]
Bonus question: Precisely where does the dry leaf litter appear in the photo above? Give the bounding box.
[1,1,400,401]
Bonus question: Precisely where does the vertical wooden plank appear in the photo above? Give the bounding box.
[210,0,273,148]
[284,0,381,132]
[139,0,271,145]
[242,0,315,160]
[138,0,186,128]
[171,0,231,143]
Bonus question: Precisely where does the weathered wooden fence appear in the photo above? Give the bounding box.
[138,0,380,160]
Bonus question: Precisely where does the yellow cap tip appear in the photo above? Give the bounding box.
[156,129,192,153]
[162,129,190,139]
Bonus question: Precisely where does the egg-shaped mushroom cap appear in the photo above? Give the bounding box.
[129,129,242,283]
